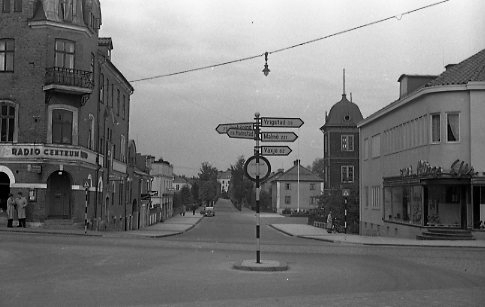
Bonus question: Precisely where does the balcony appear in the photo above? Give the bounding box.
[43,67,94,95]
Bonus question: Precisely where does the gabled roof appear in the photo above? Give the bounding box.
[274,164,323,182]
[426,48,485,87]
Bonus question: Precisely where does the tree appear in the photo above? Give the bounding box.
[197,162,219,205]
[229,156,254,210]
[311,158,325,179]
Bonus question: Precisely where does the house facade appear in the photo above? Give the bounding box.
[217,170,231,194]
[0,0,134,230]
[358,49,485,239]
[150,158,174,221]
[271,160,323,213]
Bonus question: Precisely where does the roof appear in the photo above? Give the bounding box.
[321,94,363,129]
[217,171,231,180]
[273,164,323,182]
[426,48,485,87]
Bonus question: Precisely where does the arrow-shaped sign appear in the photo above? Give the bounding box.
[216,122,253,134]
[260,117,304,128]
[260,146,292,156]
[227,128,255,139]
[261,131,298,142]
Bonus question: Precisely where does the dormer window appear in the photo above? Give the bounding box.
[344,115,351,121]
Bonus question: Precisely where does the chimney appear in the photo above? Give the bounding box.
[398,74,438,98]
[445,64,456,71]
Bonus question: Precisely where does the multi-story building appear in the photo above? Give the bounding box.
[0,0,133,229]
[150,158,174,220]
[358,49,485,239]
[217,170,231,194]
[319,80,363,226]
[271,160,323,213]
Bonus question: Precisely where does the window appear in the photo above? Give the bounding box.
[54,39,75,69]
[341,166,354,183]
[2,0,10,12]
[371,134,381,158]
[14,0,21,12]
[52,109,73,144]
[0,101,16,142]
[364,186,369,208]
[285,196,291,204]
[324,134,328,153]
[371,186,381,209]
[285,183,291,190]
[116,89,120,115]
[310,183,315,190]
[0,39,14,72]
[341,135,354,151]
[447,113,459,142]
[99,73,104,103]
[120,134,126,163]
[122,94,126,119]
[431,113,440,143]
[111,84,114,108]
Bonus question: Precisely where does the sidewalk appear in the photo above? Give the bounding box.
[270,224,485,248]
[0,213,204,238]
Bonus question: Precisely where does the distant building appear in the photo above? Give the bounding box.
[173,176,190,191]
[359,49,485,239]
[217,170,231,193]
[271,160,323,213]
[150,158,174,220]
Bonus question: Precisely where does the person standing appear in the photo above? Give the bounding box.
[15,192,27,228]
[6,193,16,228]
[326,210,333,233]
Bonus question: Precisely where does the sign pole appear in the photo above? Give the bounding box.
[84,187,88,235]
[255,112,261,264]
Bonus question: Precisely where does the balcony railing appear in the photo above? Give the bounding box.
[44,67,94,94]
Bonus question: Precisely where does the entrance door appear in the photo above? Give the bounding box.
[47,172,71,218]
[0,172,10,211]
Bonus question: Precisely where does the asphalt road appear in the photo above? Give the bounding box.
[1,199,485,306]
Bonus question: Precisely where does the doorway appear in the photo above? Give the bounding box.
[46,171,72,218]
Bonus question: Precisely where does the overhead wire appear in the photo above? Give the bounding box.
[129,0,450,83]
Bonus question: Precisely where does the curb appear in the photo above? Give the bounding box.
[233,259,288,272]
[0,228,102,237]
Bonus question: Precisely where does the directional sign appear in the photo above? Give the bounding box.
[260,146,292,156]
[244,155,271,182]
[227,128,255,139]
[260,117,304,128]
[216,122,253,134]
[261,131,298,142]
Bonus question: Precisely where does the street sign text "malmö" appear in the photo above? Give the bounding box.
[261,132,298,142]
[227,128,255,139]
[260,146,292,156]
[260,117,304,128]
[216,122,253,134]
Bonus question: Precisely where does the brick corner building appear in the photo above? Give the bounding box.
[0,0,135,230]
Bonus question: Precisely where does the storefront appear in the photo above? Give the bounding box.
[383,160,481,230]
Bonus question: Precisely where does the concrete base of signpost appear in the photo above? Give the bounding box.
[233,259,288,272]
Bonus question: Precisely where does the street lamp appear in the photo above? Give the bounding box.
[262,52,270,76]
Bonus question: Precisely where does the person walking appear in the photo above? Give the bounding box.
[6,193,16,228]
[15,192,27,228]
[326,210,333,233]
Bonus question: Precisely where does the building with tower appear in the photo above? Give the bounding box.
[320,71,363,230]
[0,0,134,230]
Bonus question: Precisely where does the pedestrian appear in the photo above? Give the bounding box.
[182,205,186,216]
[15,192,27,228]
[192,205,196,215]
[6,193,16,228]
[326,210,333,233]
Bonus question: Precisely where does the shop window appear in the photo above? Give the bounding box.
[52,109,73,144]
[431,113,441,143]
[54,39,75,69]
[0,38,14,72]
[384,185,423,226]
[446,113,459,142]
[0,101,17,142]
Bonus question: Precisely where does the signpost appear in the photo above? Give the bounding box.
[260,146,292,156]
[227,129,255,139]
[216,122,253,134]
[261,131,298,142]
[217,114,303,264]
[83,179,90,235]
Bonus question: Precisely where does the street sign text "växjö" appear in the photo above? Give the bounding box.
[260,146,292,156]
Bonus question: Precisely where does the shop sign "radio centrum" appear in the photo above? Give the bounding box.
[11,147,89,159]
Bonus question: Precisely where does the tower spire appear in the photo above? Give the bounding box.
[343,68,346,96]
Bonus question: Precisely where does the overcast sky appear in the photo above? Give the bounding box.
[99,0,485,177]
